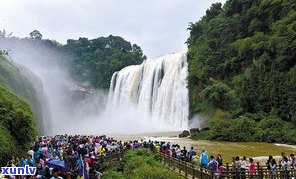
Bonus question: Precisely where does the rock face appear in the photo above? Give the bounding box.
[179,130,190,138]
[0,55,38,165]
[0,55,50,134]
[190,128,200,137]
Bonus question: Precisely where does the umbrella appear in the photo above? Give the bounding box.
[46,159,68,171]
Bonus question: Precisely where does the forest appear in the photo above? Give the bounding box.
[0,32,146,89]
[0,54,38,164]
[187,0,296,143]
[63,35,146,88]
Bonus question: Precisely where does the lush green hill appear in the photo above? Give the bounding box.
[187,0,296,143]
[0,54,38,164]
[0,34,146,89]
[63,35,146,88]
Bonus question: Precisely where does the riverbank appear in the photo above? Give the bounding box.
[110,131,296,164]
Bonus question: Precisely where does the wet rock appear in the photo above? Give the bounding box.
[190,128,200,137]
[179,130,190,138]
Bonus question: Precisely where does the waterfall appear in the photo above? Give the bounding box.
[108,52,189,129]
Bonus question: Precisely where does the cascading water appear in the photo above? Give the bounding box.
[108,52,189,129]
[1,35,190,134]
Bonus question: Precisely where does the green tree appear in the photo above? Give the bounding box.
[29,30,42,39]
[187,0,296,142]
[63,35,146,88]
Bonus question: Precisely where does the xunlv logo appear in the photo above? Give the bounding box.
[0,165,36,177]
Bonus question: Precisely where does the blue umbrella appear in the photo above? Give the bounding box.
[46,159,68,171]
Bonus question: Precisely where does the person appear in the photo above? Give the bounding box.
[98,146,106,156]
[207,155,219,178]
[290,154,296,169]
[200,149,209,168]
[181,146,188,161]
[24,154,35,166]
[35,158,44,177]
[234,156,241,179]
[241,156,247,179]
[155,143,161,152]
[266,155,273,176]
[43,166,52,178]
[281,156,291,179]
[269,159,277,179]
[176,145,182,160]
[87,153,94,165]
[216,154,223,167]
[50,167,63,179]
[218,163,226,179]
[249,158,256,179]
[16,157,25,167]
[188,147,196,162]
[171,145,177,158]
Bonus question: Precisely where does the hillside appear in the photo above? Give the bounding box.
[0,54,38,164]
[187,0,296,143]
[62,35,146,88]
[0,35,146,89]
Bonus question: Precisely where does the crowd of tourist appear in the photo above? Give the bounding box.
[2,135,296,179]
[154,141,296,178]
[3,135,124,179]
[155,141,296,178]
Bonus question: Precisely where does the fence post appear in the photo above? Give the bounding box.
[257,162,260,172]
[226,163,229,179]
[257,162,263,179]
[179,159,182,173]
[200,165,203,179]
[173,157,176,170]
[192,163,195,179]
[185,162,187,177]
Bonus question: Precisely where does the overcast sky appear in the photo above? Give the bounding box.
[0,0,226,57]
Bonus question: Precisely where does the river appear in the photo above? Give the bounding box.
[112,131,296,163]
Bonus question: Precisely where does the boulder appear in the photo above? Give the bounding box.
[179,130,190,138]
[190,128,200,137]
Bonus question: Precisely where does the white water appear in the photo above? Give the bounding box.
[108,52,189,130]
[1,37,189,134]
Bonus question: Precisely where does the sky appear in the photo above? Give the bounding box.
[0,0,226,58]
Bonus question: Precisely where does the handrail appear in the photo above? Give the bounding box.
[155,151,296,179]
[98,149,296,179]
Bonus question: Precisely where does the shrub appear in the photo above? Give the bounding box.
[102,170,126,179]
[132,164,184,179]
[254,117,296,143]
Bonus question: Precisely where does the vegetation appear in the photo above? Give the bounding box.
[0,52,46,132]
[0,54,38,165]
[187,0,296,143]
[63,35,146,88]
[102,149,184,179]
[0,31,146,89]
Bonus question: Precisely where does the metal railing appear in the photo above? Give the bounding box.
[155,152,212,179]
[218,162,296,179]
[155,152,296,179]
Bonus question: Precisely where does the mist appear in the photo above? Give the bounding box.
[0,38,182,135]
[189,115,208,130]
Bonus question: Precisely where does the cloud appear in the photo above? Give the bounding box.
[0,0,226,57]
